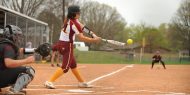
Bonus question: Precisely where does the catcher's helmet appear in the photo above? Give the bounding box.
[67,5,80,19]
[3,25,24,47]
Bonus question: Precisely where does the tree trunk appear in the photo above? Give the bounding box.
[62,0,65,22]
[189,49,190,60]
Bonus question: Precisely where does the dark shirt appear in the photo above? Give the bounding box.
[0,43,17,70]
[152,55,162,61]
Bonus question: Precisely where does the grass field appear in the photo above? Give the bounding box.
[74,50,190,64]
[75,50,127,64]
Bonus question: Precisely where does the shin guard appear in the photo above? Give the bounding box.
[10,73,32,93]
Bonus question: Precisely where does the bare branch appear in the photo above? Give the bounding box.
[1,0,45,17]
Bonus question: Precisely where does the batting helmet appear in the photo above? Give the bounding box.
[3,25,24,47]
[67,5,80,19]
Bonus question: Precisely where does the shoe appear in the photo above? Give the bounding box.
[44,81,56,89]
[78,82,93,88]
[51,64,54,67]
[56,64,61,67]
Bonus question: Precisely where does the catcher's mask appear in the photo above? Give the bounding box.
[3,25,24,47]
[67,5,80,19]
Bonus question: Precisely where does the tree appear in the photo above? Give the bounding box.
[37,0,126,50]
[36,0,80,44]
[80,1,126,49]
[143,27,163,53]
[43,0,78,21]
[1,0,45,17]
[158,23,170,49]
[37,10,61,43]
[170,0,190,55]
[131,24,166,53]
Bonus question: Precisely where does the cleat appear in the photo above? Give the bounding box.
[51,64,54,67]
[78,82,93,88]
[44,81,56,89]
[56,64,61,67]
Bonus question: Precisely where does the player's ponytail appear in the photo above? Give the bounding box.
[62,5,80,33]
[62,17,68,33]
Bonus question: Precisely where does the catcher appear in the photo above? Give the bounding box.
[44,5,101,89]
[0,25,51,95]
[0,25,35,95]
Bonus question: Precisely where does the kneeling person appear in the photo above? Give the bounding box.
[0,25,35,94]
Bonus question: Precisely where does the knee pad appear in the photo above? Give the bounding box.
[12,73,32,92]
[25,66,35,79]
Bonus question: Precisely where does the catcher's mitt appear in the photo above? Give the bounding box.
[35,43,51,57]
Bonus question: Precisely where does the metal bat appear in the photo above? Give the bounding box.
[83,27,126,46]
[101,39,126,46]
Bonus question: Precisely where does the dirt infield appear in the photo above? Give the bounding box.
[1,64,190,95]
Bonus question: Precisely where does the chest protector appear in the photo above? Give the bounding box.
[0,38,19,58]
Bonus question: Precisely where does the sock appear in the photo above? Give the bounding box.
[71,68,84,82]
[48,67,64,82]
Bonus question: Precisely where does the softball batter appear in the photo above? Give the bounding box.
[44,5,101,89]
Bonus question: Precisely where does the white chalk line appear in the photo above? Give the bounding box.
[87,64,134,84]
[45,93,90,95]
[34,65,86,70]
[94,90,189,95]
[66,89,94,93]
[28,84,103,88]
[41,89,189,95]
[25,88,66,91]
[29,84,76,87]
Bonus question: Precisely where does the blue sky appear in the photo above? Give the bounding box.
[91,0,181,27]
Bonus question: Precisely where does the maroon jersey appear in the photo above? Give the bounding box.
[57,19,84,73]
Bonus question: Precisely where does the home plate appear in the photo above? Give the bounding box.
[66,89,94,93]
